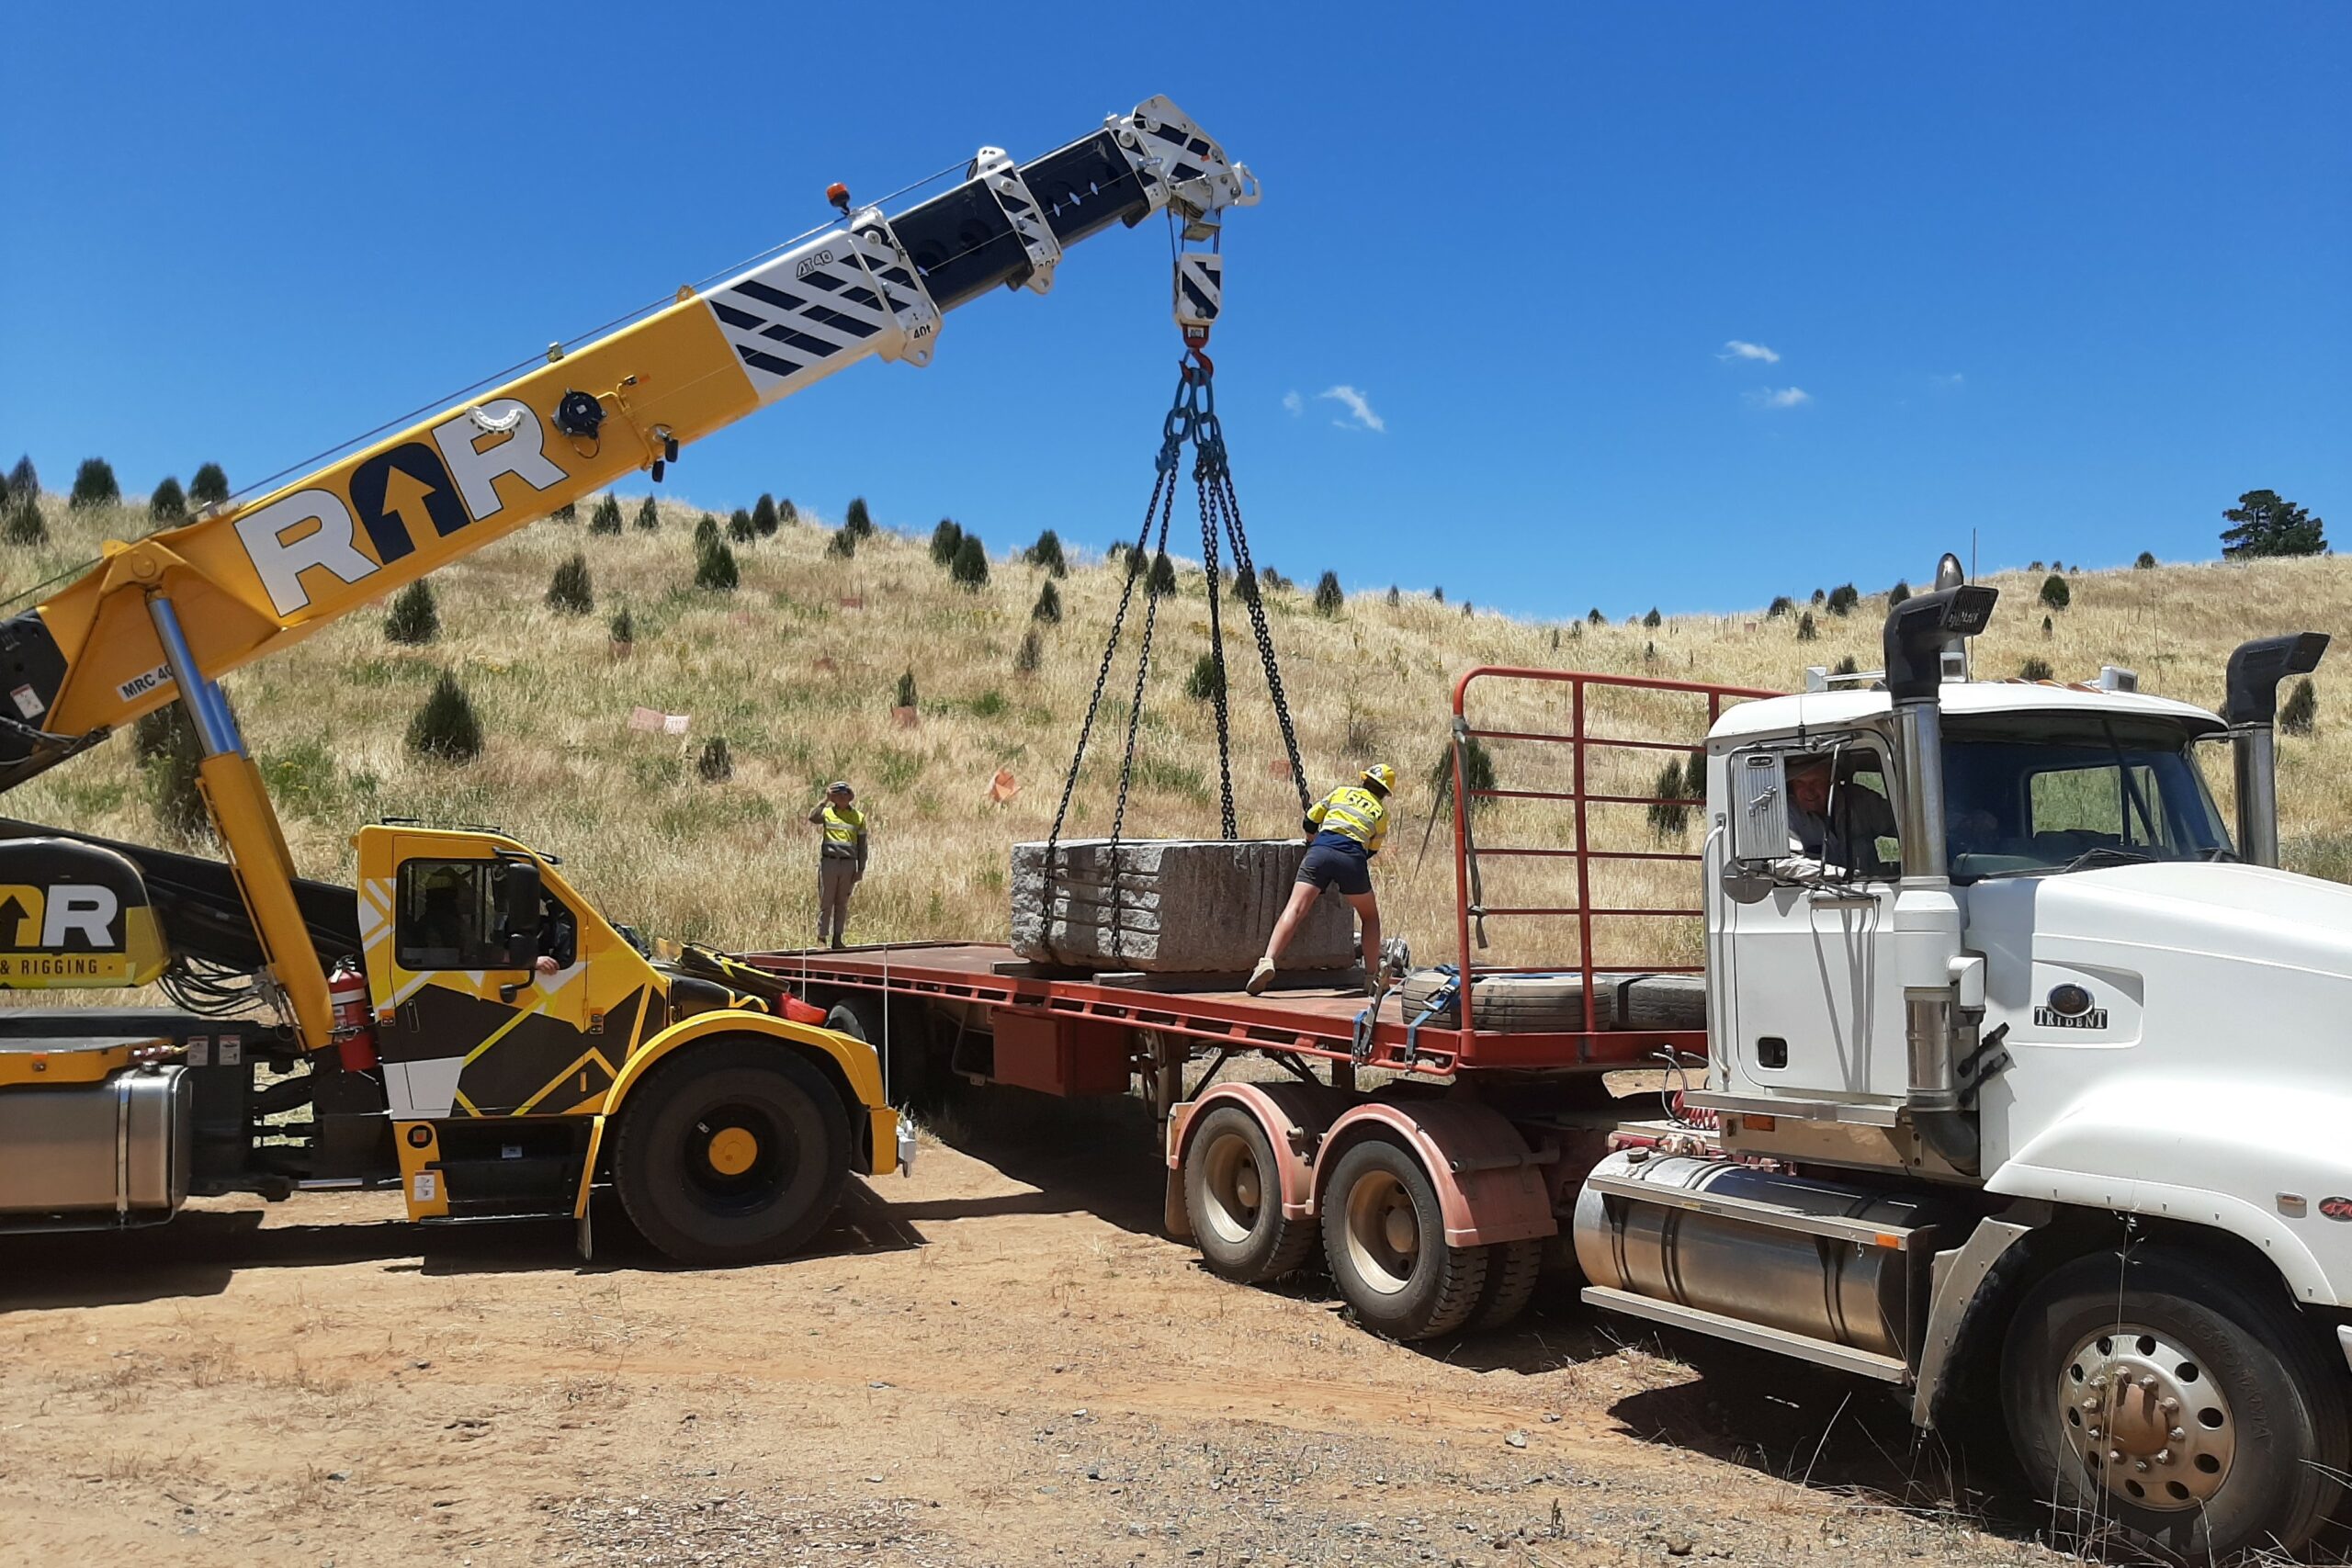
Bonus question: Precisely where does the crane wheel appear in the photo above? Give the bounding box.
[1319,1138,1488,1341]
[1182,1105,1317,1283]
[612,1039,850,1268]
[1998,1246,2349,1560]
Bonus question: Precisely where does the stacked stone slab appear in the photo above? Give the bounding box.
[1010,839,1353,973]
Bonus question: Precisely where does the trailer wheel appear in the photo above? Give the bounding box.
[1470,1237,1544,1331]
[1182,1105,1317,1283]
[1998,1247,2349,1560]
[613,1040,850,1268]
[1320,1139,1489,1340]
[824,997,930,1107]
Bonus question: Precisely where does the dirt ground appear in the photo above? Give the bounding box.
[0,1090,2067,1568]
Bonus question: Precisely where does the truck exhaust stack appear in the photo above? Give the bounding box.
[2221,633,2329,867]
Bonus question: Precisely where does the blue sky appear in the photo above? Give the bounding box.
[4,5,2345,618]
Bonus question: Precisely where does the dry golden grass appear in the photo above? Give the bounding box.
[2,494,2345,976]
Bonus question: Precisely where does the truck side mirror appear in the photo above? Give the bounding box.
[495,857,544,961]
[1728,750,1788,864]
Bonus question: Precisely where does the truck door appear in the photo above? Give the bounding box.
[362,835,602,1119]
[1722,739,1910,1103]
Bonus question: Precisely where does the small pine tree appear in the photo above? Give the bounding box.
[1833,654,1860,675]
[696,737,734,782]
[138,704,208,840]
[150,476,186,521]
[695,513,720,550]
[1429,735,1498,818]
[1032,580,1061,623]
[827,528,857,559]
[1184,652,1226,702]
[2040,573,2071,611]
[632,495,659,531]
[5,496,45,546]
[1797,611,1818,642]
[774,498,797,529]
[2136,550,2157,570]
[1386,585,1402,607]
[383,580,439,644]
[1025,528,1068,578]
[7,457,36,497]
[843,496,875,539]
[931,518,965,566]
[695,537,740,592]
[1767,595,1793,617]
[547,552,594,614]
[1643,606,1662,628]
[2020,656,2054,682]
[69,457,119,509]
[608,604,635,646]
[1811,587,1826,606]
[1826,583,1860,617]
[1014,627,1044,674]
[1646,756,1690,838]
[951,535,989,588]
[895,670,918,709]
[1431,585,1444,604]
[407,671,484,762]
[551,502,576,524]
[2042,614,2055,639]
[1260,567,1291,592]
[2030,561,2044,573]
[727,509,756,543]
[2281,677,2318,737]
[752,494,779,536]
[2052,559,2064,572]
[1148,551,1178,596]
[1588,607,1603,626]
[1887,580,1911,607]
[188,463,228,506]
[589,495,623,535]
[1314,570,1344,615]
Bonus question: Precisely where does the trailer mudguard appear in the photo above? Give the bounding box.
[1318,1100,1556,1247]
[574,1009,893,1214]
[1172,1079,1348,1223]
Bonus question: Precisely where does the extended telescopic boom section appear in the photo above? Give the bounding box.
[0,95,1256,1045]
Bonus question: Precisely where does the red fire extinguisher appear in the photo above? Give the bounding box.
[328,959,379,1072]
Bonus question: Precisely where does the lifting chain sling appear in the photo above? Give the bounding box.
[1038,349,1310,962]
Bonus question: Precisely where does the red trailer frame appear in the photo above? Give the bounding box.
[745,668,1778,1083]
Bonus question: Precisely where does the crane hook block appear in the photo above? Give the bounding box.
[553,389,605,440]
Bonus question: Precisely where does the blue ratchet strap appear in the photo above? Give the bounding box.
[1355,965,1462,1066]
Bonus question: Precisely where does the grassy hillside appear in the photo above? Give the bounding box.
[1,491,2345,976]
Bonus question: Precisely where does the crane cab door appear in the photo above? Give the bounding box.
[356,829,608,1120]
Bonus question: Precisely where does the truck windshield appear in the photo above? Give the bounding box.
[1941,716,2233,880]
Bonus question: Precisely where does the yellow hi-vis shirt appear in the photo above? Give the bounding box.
[1307,785,1388,853]
[812,803,867,861]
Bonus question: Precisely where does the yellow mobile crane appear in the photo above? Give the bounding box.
[0,96,1258,1262]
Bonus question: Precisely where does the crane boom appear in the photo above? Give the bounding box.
[0,96,1256,1048]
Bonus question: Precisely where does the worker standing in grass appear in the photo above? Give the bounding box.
[1248,762,1396,997]
[808,781,868,950]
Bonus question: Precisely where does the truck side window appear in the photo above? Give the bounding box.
[395,859,519,972]
[1782,744,1902,877]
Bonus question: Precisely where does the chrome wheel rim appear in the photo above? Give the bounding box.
[2058,1324,2236,1510]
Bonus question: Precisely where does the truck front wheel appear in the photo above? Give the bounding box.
[1319,1138,1488,1340]
[1998,1247,2349,1560]
[613,1040,851,1267]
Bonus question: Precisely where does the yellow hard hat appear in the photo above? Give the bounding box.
[1361,761,1397,791]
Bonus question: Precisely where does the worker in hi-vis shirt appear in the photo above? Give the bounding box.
[1248,762,1396,997]
[808,781,869,949]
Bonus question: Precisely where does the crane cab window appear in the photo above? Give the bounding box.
[395,859,576,972]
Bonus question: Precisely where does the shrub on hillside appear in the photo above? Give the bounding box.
[895,670,918,709]
[189,463,228,506]
[1643,606,1662,628]
[384,580,439,644]
[1032,581,1061,623]
[1428,735,1497,818]
[1232,565,1259,605]
[930,518,964,566]
[1887,580,1910,607]
[2136,550,2157,569]
[1184,652,1226,702]
[827,528,857,559]
[69,457,119,509]
[752,494,779,536]
[1833,654,1860,675]
[6,497,45,546]
[1826,583,1859,617]
[1258,566,1291,592]
[589,495,623,535]
[1797,611,1817,642]
[407,671,484,762]
[695,538,740,592]
[551,502,576,524]
[695,513,719,550]
[774,498,797,529]
[2282,677,2318,737]
[843,497,875,540]
[1811,587,1826,605]
[1646,756,1693,839]
[137,704,208,840]
[633,496,659,531]
[1588,607,1603,626]
[1149,551,1178,596]
[609,604,635,647]
[547,552,594,614]
[2040,573,2070,611]
[1431,585,1444,604]
[2020,656,2054,682]
[696,737,733,783]
[1767,595,1792,617]
[1014,627,1043,675]
[2041,615,2054,638]
[7,457,36,497]
[1025,529,1068,578]
[951,535,989,588]
[1314,570,1344,615]
[150,476,186,521]
[1386,585,1401,606]
[727,510,755,543]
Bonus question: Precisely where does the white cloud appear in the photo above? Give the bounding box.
[1282,389,1303,415]
[1721,340,1781,364]
[1318,385,1385,433]
[1747,386,1813,410]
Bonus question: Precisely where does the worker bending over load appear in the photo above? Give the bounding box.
[808,781,869,950]
[1248,762,1396,998]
